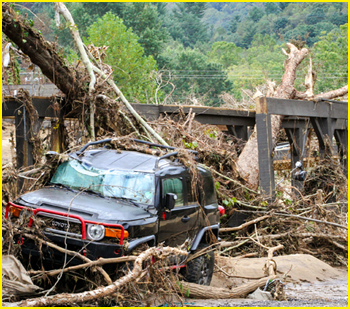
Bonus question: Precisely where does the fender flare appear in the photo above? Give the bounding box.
[190,224,219,251]
[126,235,156,253]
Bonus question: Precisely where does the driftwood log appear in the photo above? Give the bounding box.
[179,276,276,299]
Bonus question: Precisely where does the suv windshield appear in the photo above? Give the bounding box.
[50,159,155,205]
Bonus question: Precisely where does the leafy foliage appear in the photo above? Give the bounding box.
[86,12,158,103]
[208,41,243,68]
[166,3,209,48]
[224,34,285,100]
[12,2,349,105]
[121,3,169,60]
[160,41,231,106]
[312,24,348,93]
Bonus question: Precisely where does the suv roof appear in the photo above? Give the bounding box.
[70,149,177,173]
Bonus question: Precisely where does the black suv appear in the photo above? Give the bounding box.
[5,139,222,285]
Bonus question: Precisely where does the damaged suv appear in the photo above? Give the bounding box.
[6,139,223,285]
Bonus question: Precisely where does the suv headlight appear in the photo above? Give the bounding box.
[87,224,105,241]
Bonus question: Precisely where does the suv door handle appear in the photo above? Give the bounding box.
[181,216,190,223]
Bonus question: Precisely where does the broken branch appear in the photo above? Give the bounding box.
[22,232,112,285]
[236,210,348,230]
[11,246,188,307]
[28,256,137,277]
[219,215,270,233]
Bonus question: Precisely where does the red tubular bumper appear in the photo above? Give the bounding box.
[5,202,125,245]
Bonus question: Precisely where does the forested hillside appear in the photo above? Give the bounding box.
[14,2,348,106]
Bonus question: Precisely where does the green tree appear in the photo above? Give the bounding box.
[248,6,264,22]
[284,24,318,46]
[306,7,325,25]
[277,2,289,11]
[121,3,168,60]
[86,12,158,103]
[264,3,279,15]
[312,24,348,93]
[167,3,209,48]
[82,2,125,19]
[229,15,240,33]
[208,41,243,68]
[226,34,285,100]
[329,13,348,26]
[238,21,257,48]
[273,17,288,33]
[160,43,231,106]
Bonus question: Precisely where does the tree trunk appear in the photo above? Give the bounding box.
[179,276,276,299]
[3,3,169,145]
[236,43,347,189]
[54,2,96,140]
[2,3,86,101]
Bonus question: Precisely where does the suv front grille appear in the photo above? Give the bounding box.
[39,215,82,238]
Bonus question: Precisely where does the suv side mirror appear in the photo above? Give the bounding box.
[165,193,177,211]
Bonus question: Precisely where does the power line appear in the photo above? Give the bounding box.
[170,76,347,80]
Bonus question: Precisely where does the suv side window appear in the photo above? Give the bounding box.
[162,178,184,207]
[202,175,217,205]
[186,178,197,204]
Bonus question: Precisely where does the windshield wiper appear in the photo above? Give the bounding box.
[83,189,105,198]
[48,182,75,192]
[112,197,144,208]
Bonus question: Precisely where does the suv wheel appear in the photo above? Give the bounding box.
[184,244,214,286]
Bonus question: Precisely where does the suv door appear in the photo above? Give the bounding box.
[158,176,200,247]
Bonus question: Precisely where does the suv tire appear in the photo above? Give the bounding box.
[184,244,214,286]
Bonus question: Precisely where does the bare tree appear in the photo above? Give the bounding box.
[236,43,348,189]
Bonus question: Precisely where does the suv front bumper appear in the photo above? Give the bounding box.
[18,232,124,266]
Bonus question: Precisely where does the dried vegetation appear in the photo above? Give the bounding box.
[2,2,348,305]
[2,93,348,305]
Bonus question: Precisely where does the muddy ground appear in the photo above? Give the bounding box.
[2,120,348,307]
[190,255,348,307]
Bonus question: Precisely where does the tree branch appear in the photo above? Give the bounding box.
[54,2,96,140]
[54,3,96,95]
[315,85,348,100]
[295,85,348,100]
[219,215,270,233]
[179,276,276,299]
[12,246,188,307]
[29,256,137,277]
[22,232,112,285]
[2,3,84,99]
[92,65,169,146]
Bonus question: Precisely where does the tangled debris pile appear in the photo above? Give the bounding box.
[2,2,347,306]
[2,105,348,306]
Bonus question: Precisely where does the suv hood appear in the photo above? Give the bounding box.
[16,187,154,223]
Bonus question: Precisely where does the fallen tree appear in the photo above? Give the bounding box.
[236,44,348,189]
[2,2,348,306]
[3,2,167,146]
